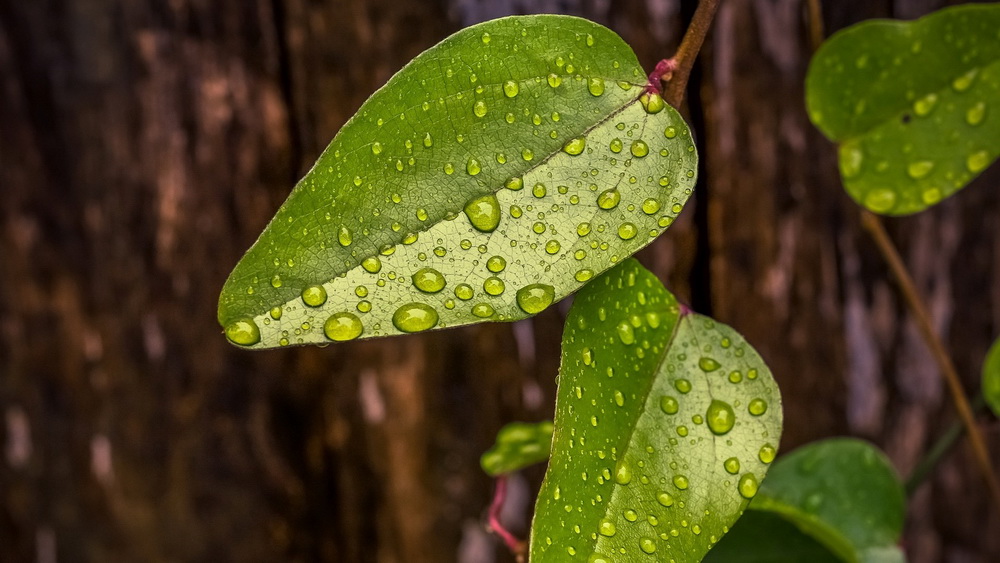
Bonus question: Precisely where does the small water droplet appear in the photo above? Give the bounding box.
[466,157,482,176]
[609,138,623,153]
[748,398,768,416]
[706,400,736,435]
[392,303,439,333]
[599,519,616,537]
[472,303,494,318]
[412,267,446,293]
[597,189,621,209]
[362,256,382,273]
[630,140,649,158]
[724,457,740,474]
[302,285,328,307]
[864,188,896,213]
[738,473,759,498]
[640,92,665,114]
[967,150,990,173]
[952,68,977,91]
[639,538,656,554]
[516,284,555,314]
[503,80,519,98]
[617,223,638,240]
[225,318,261,346]
[616,321,635,345]
[486,256,506,273]
[464,194,501,232]
[660,396,679,414]
[675,379,692,393]
[563,137,586,155]
[614,461,632,484]
[324,312,363,341]
[587,77,605,96]
[966,102,986,126]
[907,160,934,179]
[673,475,689,490]
[371,142,383,155]
[547,73,562,88]
[913,93,938,116]
[759,443,776,464]
[575,269,594,282]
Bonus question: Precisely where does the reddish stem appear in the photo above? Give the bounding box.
[488,475,526,557]
[646,58,679,94]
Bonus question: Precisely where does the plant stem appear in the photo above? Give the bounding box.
[860,211,1000,509]
[663,0,721,108]
[905,394,989,496]
[488,475,527,561]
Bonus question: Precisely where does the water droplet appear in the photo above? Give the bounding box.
[597,189,621,209]
[664,126,677,139]
[614,461,632,484]
[482,276,505,296]
[587,77,605,96]
[503,80,519,98]
[616,321,635,345]
[640,92,665,114]
[547,73,562,88]
[598,519,617,538]
[466,157,482,176]
[444,163,454,175]
[639,538,656,554]
[952,68,977,91]
[921,187,942,205]
[577,222,591,236]
[486,256,507,273]
[269,306,282,320]
[967,150,990,173]
[673,475,689,489]
[614,390,625,406]
[302,285,328,307]
[392,303,439,333]
[481,32,491,44]
[623,509,638,522]
[563,137,586,155]
[630,140,649,158]
[759,443,776,464]
[521,148,535,161]
[371,142,383,155]
[907,160,934,179]
[913,93,938,116]
[609,138,623,153]
[464,194,501,232]
[641,199,661,215]
[966,102,986,126]
[617,223,638,240]
[586,33,595,46]
[748,398,768,416]
[724,457,740,474]
[324,312,363,341]
[545,240,561,254]
[675,379,692,393]
[660,396,679,414]
[225,318,261,346]
[706,400,736,435]
[532,183,547,198]
[472,303,494,318]
[738,473,759,498]
[575,269,594,282]
[412,267,446,293]
[337,226,352,247]
[516,284,555,314]
[362,256,382,273]
[864,188,896,213]
[270,275,283,288]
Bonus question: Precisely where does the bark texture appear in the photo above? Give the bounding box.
[1,0,998,562]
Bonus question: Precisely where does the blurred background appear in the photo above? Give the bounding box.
[2,0,999,561]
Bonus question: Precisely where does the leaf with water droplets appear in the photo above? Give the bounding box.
[983,336,1000,418]
[529,259,782,562]
[806,4,1000,215]
[217,15,697,347]
[480,421,554,476]
[719,438,906,563]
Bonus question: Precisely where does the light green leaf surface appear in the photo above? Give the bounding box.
[529,259,782,562]
[481,420,554,476]
[806,4,1000,215]
[983,336,1000,418]
[702,511,840,563]
[218,15,697,348]
[747,438,906,563]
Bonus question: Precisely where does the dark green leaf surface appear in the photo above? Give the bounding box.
[806,4,1000,215]
[529,259,782,562]
[218,15,697,348]
[748,438,906,563]
[702,511,841,563]
[983,336,1000,418]
[481,420,554,476]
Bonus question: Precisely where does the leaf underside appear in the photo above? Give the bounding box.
[218,15,697,348]
[983,337,1000,418]
[529,259,782,563]
[806,4,1000,215]
[745,438,906,563]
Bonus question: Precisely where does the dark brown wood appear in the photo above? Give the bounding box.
[1,1,998,562]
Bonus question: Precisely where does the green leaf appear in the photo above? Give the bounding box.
[806,4,1000,215]
[702,511,841,563]
[747,438,906,563]
[529,259,782,562]
[218,15,697,348]
[480,420,554,476]
[983,336,1000,418]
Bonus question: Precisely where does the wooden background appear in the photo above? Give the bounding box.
[2,0,998,561]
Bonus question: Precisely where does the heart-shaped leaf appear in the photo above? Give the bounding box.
[739,438,906,563]
[529,259,782,562]
[983,336,1000,418]
[218,15,697,348]
[806,4,1000,215]
[481,420,554,476]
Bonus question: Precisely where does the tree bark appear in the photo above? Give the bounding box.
[1,1,997,562]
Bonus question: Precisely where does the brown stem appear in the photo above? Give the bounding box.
[664,0,721,108]
[804,0,825,52]
[860,211,1000,509]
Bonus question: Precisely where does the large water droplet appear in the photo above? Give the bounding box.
[639,538,656,554]
[759,443,776,464]
[748,398,768,416]
[587,77,605,96]
[487,255,506,273]
[597,189,621,210]
[563,137,586,155]
[302,285,328,307]
[516,284,555,314]
[483,276,506,296]
[412,267,446,293]
[706,400,736,435]
[617,223,638,240]
[640,92,665,114]
[324,312,363,341]
[660,396,679,414]
[225,318,261,346]
[616,321,635,345]
[724,457,741,474]
[473,100,487,118]
[392,303,439,333]
[503,80,519,98]
[967,150,990,173]
[673,475,689,489]
[738,473,759,498]
[472,303,494,318]
[466,157,482,175]
[864,188,896,213]
[599,519,616,537]
[362,256,382,273]
[464,194,501,232]
[630,140,649,158]
[907,160,934,179]
[657,491,674,507]
[455,284,474,300]
[547,73,562,88]
[614,461,632,485]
